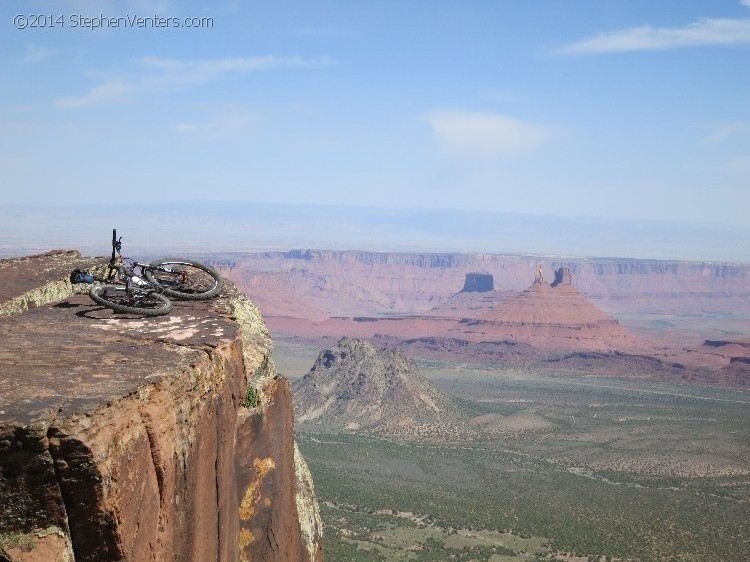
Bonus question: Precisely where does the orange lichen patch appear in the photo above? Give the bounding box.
[264,497,271,508]
[254,456,276,477]
[239,457,277,521]
[240,529,255,552]
[239,483,259,520]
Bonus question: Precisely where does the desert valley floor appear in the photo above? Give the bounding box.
[274,340,750,561]
[209,250,750,561]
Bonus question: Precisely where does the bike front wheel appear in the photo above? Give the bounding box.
[144,259,223,300]
[89,285,172,316]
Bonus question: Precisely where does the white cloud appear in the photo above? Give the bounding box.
[743,1,750,8]
[557,18,750,55]
[169,105,259,138]
[138,55,332,86]
[172,122,197,134]
[56,55,333,108]
[425,111,552,159]
[57,81,132,108]
[704,122,750,143]
[22,44,59,63]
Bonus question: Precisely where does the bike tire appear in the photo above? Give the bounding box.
[144,259,223,300]
[89,285,172,316]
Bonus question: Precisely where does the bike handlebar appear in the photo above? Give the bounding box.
[108,228,124,281]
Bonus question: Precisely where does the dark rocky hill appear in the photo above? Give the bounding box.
[293,338,461,437]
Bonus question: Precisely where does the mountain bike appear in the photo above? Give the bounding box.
[88,229,223,316]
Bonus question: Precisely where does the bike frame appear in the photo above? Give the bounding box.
[106,229,161,297]
[104,228,212,302]
[90,229,219,315]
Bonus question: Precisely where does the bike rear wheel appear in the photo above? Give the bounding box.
[144,259,222,300]
[89,285,172,316]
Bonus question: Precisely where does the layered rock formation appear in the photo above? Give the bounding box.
[213,250,750,342]
[212,249,750,312]
[210,251,749,385]
[674,339,750,386]
[268,268,637,354]
[471,267,635,351]
[427,289,513,319]
[461,273,494,293]
[0,252,322,562]
[719,357,750,386]
[293,338,459,435]
[551,265,572,287]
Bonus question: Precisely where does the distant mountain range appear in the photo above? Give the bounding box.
[2,201,749,262]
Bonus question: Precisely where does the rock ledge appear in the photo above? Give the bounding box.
[0,251,322,562]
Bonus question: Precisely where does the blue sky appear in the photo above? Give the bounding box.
[2,0,750,229]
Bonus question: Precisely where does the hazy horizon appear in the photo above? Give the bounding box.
[2,201,749,263]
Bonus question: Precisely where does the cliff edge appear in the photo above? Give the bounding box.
[0,251,322,562]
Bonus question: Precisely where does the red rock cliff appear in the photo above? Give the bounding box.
[0,251,322,562]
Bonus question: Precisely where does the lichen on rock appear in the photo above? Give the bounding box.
[230,293,277,400]
[0,526,74,562]
[294,442,323,562]
[0,279,75,317]
[0,251,106,317]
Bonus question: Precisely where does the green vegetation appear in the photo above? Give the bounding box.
[242,386,260,408]
[291,357,750,561]
[0,532,36,553]
[318,502,548,561]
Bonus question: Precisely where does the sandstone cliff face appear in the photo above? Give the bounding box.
[0,252,322,562]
